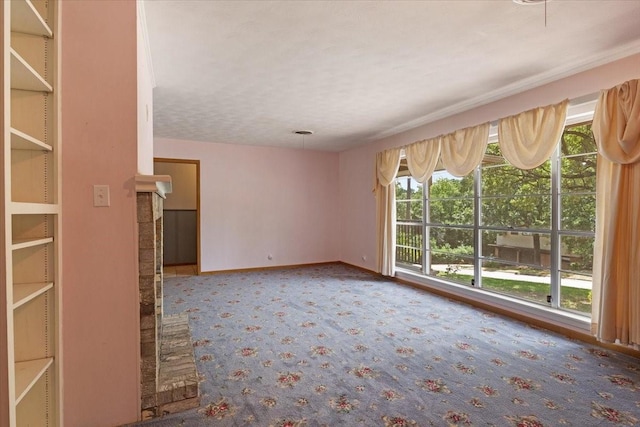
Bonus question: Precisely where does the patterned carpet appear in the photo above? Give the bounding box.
[135,263,640,426]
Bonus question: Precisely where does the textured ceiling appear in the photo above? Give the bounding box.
[143,0,640,152]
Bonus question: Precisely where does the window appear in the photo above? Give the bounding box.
[395,120,596,316]
[395,172,423,271]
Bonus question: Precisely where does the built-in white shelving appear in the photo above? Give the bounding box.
[11,202,59,215]
[11,236,53,251]
[10,48,52,92]
[14,358,54,404]
[3,0,60,425]
[10,0,52,37]
[13,282,54,309]
[11,128,52,151]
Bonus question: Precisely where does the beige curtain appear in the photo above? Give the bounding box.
[440,123,490,177]
[375,148,402,276]
[406,137,441,183]
[498,100,568,169]
[592,79,640,346]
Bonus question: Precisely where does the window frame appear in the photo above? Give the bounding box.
[394,100,597,318]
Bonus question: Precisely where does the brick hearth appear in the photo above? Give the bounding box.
[136,177,199,420]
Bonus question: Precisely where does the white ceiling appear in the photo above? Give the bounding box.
[143,0,640,152]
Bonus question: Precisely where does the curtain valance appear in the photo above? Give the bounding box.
[373,98,572,277]
[402,122,489,183]
[498,100,568,170]
[441,123,490,177]
[376,148,402,187]
[406,137,441,183]
[593,79,640,164]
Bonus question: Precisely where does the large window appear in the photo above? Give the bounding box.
[395,121,595,316]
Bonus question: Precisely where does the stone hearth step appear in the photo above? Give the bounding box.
[156,313,200,416]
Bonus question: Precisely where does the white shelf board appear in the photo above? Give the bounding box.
[10,128,52,151]
[11,202,60,215]
[11,0,53,37]
[12,236,53,251]
[13,282,53,309]
[14,357,54,404]
[10,48,52,92]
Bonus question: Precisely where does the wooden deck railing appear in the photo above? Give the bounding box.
[396,222,422,265]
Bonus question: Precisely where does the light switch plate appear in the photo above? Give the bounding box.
[93,185,110,207]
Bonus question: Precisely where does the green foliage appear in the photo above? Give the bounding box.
[441,273,592,313]
[397,123,597,307]
[396,179,423,221]
[422,124,595,268]
[431,242,473,264]
[430,177,473,225]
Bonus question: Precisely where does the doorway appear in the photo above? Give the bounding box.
[154,158,200,274]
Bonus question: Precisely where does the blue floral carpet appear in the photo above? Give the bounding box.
[136,263,640,426]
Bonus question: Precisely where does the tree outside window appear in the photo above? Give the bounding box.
[395,122,595,315]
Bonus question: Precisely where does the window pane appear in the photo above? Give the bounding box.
[395,119,597,320]
[560,154,596,194]
[482,195,551,229]
[395,174,424,272]
[430,227,473,257]
[429,226,473,282]
[430,170,473,199]
[397,223,422,248]
[481,229,500,259]
[431,254,474,286]
[482,230,552,267]
[560,235,594,274]
[560,272,592,315]
[396,178,423,221]
[430,198,473,225]
[561,195,595,232]
[396,246,422,270]
[397,200,423,221]
[396,223,422,270]
[482,161,551,197]
[483,143,508,167]
[560,123,596,156]
[481,260,550,305]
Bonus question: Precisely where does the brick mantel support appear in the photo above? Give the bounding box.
[136,176,172,418]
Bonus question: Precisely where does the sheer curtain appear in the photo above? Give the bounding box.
[498,100,568,169]
[591,79,640,346]
[375,148,402,276]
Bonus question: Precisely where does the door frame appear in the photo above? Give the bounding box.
[154,157,201,274]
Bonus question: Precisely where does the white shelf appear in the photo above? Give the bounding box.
[12,237,53,251]
[6,0,59,424]
[10,0,52,37]
[10,48,52,92]
[14,358,54,405]
[10,128,52,151]
[11,202,59,215]
[13,282,53,309]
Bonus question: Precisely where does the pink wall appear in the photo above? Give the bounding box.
[339,54,640,272]
[61,1,140,426]
[155,139,340,272]
[137,1,155,175]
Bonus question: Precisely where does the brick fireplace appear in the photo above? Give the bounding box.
[136,175,200,420]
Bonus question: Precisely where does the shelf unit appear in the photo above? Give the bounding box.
[2,1,60,426]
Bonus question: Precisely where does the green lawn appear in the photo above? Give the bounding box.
[439,273,592,314]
